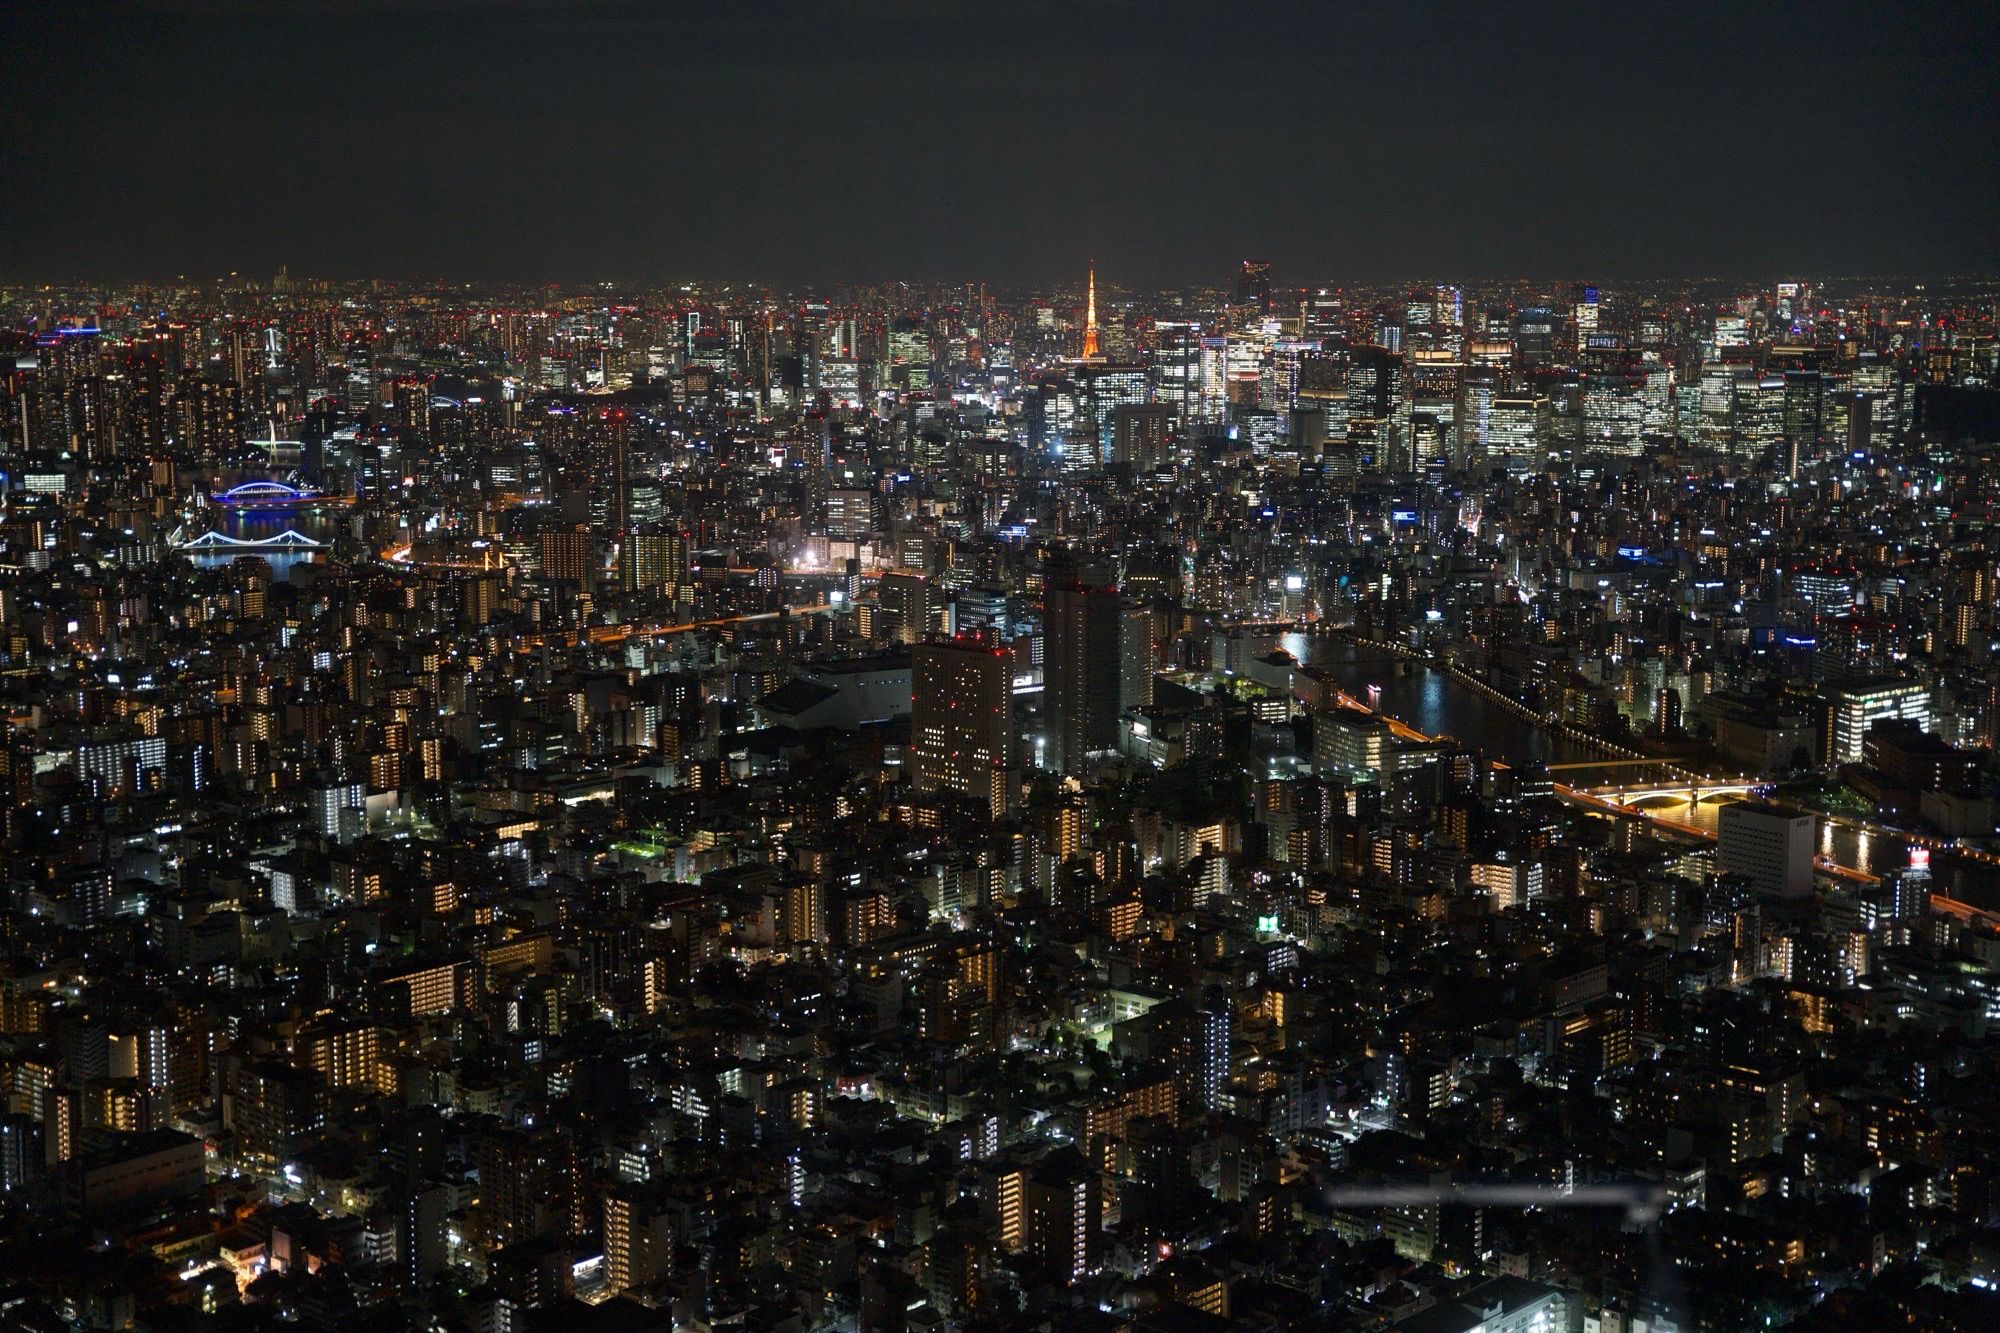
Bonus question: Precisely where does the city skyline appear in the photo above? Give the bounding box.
[3,236,2000,1333]
[5,4,2000,1330]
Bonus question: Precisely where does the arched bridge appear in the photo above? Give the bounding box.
[173,528,325,551]
[210,480,349,507]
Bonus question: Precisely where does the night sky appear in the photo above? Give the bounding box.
[4,0,1996,288]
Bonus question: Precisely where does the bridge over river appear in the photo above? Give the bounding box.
[1286,634,1997,900]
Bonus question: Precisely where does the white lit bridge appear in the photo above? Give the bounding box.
[1543,758,1768,806]
[1588,780,1767,805]
[172,528,326,552]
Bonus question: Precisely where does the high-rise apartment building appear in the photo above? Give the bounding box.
[1026,1157,1100,1283]
[913,636,1014,818]
[538,527,592,587]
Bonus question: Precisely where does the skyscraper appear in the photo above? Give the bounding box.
[1782,370,1825,477]
[1236,260,1272,312]
[1118,600,1155,712]
[878,571,936,646]
[1572,283,1601,340]
[1110,402,1175,470]
[1152,321,1201,424]
[888,316,933,389]
[621,525,685,596]
[799,301,826,396]
[1078,360,1148,464]
[1044,574,1121,775]
[1346,344,1404,471]
[913,635,1015,818]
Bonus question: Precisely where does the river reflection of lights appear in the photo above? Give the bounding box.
[1593,791,1907,883]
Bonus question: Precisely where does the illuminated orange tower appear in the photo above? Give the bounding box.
[1081,264,1100,360]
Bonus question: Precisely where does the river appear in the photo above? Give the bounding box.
[1291,636,2000,903]
[185,500,343,579]
[1282,636,1600,768]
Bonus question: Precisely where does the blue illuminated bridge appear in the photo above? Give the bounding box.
[209,480,349,507]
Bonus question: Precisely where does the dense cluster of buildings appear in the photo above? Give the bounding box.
[0,264,1997,1331]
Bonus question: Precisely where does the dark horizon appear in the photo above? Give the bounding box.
[5,0,1997,289]
[8,267,2000,299]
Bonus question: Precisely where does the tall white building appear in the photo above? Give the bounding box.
[1718,801,1815,899]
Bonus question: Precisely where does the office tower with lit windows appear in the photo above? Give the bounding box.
[1736,374,1785,459]
[1028,377,1089,474]
[1572,283,1601,340]
[1432,283,1464,332]
[1782,370,1826,475]
[1345,343,1404,470]
[1079,360,1149,463]
[1269,336,1319,410]
[1458,367,1500,467]
[878,571,936,646]
[1699,362,1754,452]
[1406,348,1462,470]
[1315,710,1389,782]
[1110,401,1175,470]
[798,302,826,396]
[913,636,1015,818]
[1195,333,1230,421]
[953,585,1010,640]
[1303,289,1343,335]
[1581,371,1649,456]
[1826,677,1932,765]
[1403,290,1434,345]
[1236,259,1272,311]
[1151,320,1202,423]
[888,316,931,389]
[825,488,876,540]
[1513,308,1556,367]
